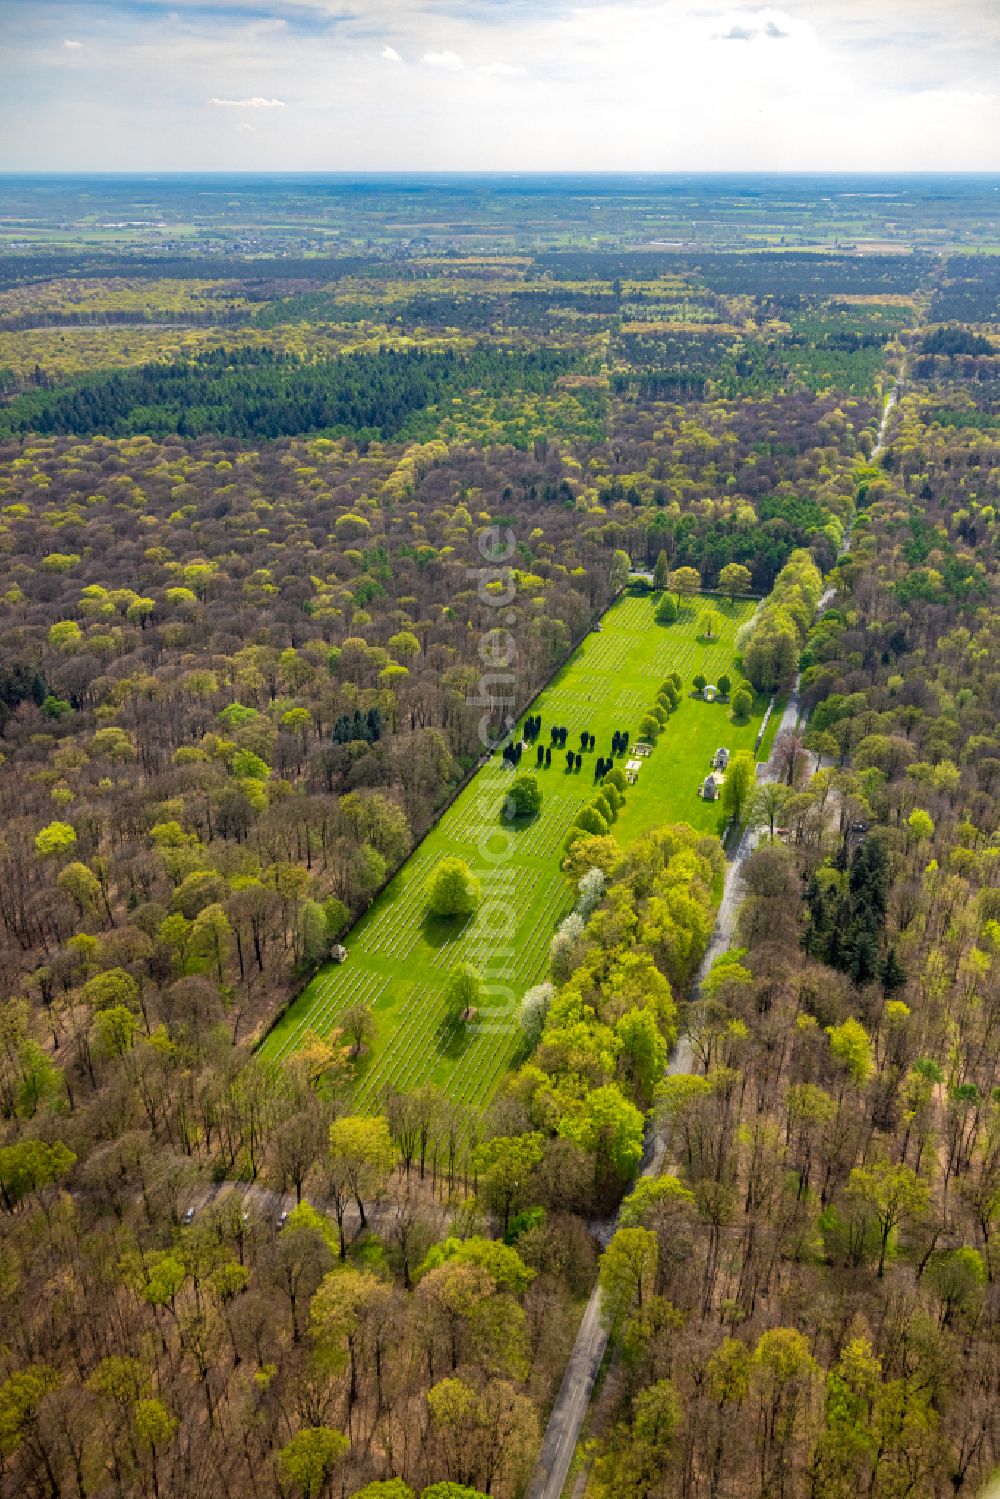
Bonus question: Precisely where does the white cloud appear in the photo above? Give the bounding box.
[63,39,83,49]
[209,95,286,107]
[716,9,804,42]
[477,61,527,78]
[422,50,463,71]
[5,0,1000,171]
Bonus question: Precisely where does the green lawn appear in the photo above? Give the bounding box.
[258,591,765,1106]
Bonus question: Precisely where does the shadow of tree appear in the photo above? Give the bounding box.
[421,911,472,951]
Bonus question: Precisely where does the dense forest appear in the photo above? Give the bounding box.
[585,380,1000,1499]
[0,226,997,1499]
[0,346,582,442]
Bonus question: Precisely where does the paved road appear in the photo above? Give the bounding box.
[184,1175,448,1246]
[523,1271,607,1499]
[524,1020,695,1499]
[522,502,916,1499]
[872,381,900,464]
[524,691,814,1499]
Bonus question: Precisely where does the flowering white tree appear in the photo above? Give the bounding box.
[550,911,585,981]
[576,866,607,919]
[520,982,554,1046]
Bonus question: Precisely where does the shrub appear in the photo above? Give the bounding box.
[593,792,615,824]
[504,773,542,819]
[601,781,624,813]
[574,805,610,837]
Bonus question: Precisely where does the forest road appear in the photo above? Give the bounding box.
[523,1020,696,1499]
[523,686,817,1499]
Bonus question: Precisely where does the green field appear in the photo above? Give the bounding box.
[258,591,764,1104]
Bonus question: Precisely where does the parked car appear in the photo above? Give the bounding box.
[182,1207,196,1226]
[276,1210,289,1232]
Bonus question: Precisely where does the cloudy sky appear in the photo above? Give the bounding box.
[1,0,999,171]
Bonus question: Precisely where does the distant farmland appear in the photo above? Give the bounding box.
[258,591,764,1105]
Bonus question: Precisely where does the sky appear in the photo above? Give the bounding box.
[1,0,999,172]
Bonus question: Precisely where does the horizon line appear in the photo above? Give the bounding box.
[3,168,1000,179]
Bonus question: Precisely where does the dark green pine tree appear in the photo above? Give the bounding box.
[879,945,907,994]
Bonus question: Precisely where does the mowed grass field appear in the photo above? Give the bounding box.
[258,591,764,1106]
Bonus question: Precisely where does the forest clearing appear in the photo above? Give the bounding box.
[258,590,763,1103]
